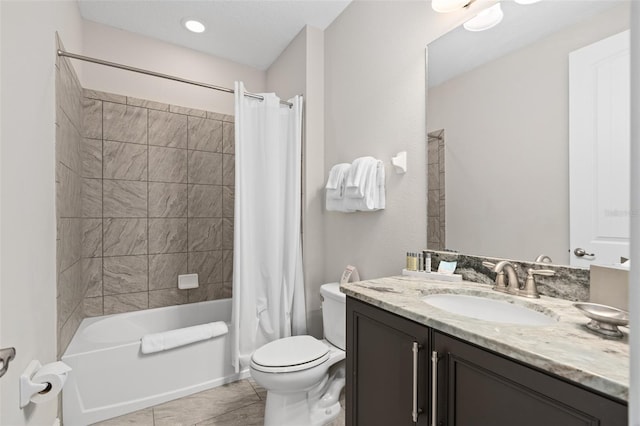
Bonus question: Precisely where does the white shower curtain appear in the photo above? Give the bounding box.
[231,82,307,372]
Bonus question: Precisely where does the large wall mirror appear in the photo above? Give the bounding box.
[426,0,631,266]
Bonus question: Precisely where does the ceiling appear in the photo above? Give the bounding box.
[428,0,627,88]
[78,0,352,71]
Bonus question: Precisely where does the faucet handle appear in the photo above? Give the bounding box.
[520,268,555,299]
[482,261,496,269]
[529,269,555,277]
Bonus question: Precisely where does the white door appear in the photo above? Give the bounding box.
[569,30,630,267]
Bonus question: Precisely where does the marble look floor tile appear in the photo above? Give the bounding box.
[91,407,154,425]
[195,401,265,426]
[153,380,260,426]
[247,378,267,400]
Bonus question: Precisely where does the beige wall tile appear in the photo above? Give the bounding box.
[83,257,103,297]
[148,218,188,254]
[188,250,222,285]
[104,255,149,295]
[82,218,102,257]
[188,151,222,185]
[103,180,147,217]
[222,186,234,218]
[149,288,188,309]
[222,121,235,154]
[82,138,102,179]
[149,146,188,183]
[103,102,147,144]
[104,292,148,315]
[188,184,222,218]
[149,253,187,290]
[188,218,222,252]
[149,110,187,148]
[103,141,147,181]
[222,154,235,186]
[188,116,223,152]
[148,182,188,218]
[82,98,102,139]
[103,218,148,256]
[82,178,102,218]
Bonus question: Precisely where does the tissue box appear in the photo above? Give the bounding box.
[589,265,628,311]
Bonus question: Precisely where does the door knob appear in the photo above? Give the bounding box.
[574,248,595,257]
[0,347,16,378]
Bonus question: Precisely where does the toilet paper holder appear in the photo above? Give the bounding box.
[20,360,71,408]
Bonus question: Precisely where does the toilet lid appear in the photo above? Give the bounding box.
[252,335,329,369]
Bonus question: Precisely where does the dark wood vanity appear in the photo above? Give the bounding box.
[346,297,628,426]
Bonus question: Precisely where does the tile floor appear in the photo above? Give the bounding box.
[92,378,345,426]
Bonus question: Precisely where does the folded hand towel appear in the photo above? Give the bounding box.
[141,321,228,355]
[344,159,385,212]
[344,157,377,199]
[325,163,351,199]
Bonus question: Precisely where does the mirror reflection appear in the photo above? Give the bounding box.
[426,0,631,266]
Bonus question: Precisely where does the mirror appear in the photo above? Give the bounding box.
[426,0,631,266]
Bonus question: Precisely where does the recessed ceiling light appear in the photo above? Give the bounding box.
[183,19,205,33]
[463,3,504,32]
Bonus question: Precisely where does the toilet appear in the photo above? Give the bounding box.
[250,282,346,426]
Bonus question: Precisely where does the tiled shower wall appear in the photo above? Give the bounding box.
[81,89,236,317]
[427,130,445,250]
[56,45,86,356]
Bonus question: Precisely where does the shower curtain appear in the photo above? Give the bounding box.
[231,82,306,372]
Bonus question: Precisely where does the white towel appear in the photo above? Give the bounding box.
[325,163,351,199]
[344,159,385,212]
[344,157,377,199]
[140,321,228,355]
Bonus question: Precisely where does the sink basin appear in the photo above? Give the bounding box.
[422,293,558,326]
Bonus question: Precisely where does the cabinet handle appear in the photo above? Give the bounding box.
[431,351,439,426]
[412,342,422,423]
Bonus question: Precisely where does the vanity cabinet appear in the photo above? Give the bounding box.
[432,332,627,426]
[346,297,430,426]
[346,297,627,426]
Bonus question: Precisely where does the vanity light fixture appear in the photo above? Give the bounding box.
[183,19,206,33]
[463,2,504,32]
[431,0,471,13]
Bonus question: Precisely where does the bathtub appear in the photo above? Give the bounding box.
[61,299,249,426]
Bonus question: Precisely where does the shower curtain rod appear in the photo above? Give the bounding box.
[57,49,293,107]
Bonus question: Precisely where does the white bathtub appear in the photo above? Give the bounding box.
[61,299,249,426]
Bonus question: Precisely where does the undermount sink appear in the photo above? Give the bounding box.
[422,293,558,326]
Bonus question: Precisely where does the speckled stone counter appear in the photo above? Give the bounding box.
[341,276,629,402]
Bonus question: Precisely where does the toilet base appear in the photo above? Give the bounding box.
[263,363,345,426]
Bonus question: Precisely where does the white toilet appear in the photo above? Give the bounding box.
[250,282,346,426]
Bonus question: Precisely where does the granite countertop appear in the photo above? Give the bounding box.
[341,276,629,402]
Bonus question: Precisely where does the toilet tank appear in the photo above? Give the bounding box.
[320,283,346,350]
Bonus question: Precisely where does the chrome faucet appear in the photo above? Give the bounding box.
[534,254,553,263]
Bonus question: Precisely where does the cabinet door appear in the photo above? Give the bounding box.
[347,297,430,426]
[433,331,627,426]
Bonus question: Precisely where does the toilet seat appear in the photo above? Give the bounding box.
[251,336,329,374]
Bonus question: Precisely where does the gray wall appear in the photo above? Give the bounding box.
[427,4,630,263]
[322,1,466,281]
